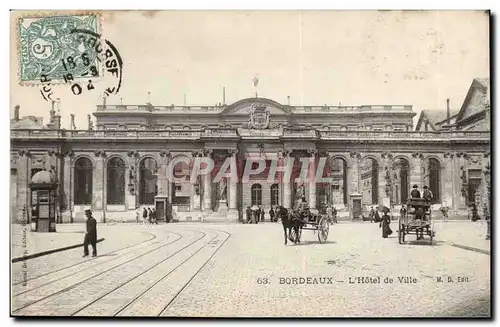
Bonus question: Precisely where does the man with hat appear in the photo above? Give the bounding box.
[423,186,433,203]
[410,184,421,198]
[83,209,98,257]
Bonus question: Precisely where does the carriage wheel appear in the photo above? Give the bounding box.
[318,217,330,244]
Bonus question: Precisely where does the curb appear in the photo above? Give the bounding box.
[451,243,490,255]
[11,238,105,263]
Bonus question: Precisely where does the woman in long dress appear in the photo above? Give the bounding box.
[380,211,393,238]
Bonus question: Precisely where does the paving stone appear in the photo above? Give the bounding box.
[11,222,490,317]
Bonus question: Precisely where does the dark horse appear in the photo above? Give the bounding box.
[276,206,305,245]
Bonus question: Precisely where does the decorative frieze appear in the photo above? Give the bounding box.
[411,152,424,160]
[443,152,454,159]
[159,150,171,158]
[94,150,106,158]
[381,151,393,160]
[349,151,362,160]
[127,150,140,158]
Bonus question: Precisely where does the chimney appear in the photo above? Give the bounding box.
[53,115,61,130]
[223,86,226,105]
[102,95,107,107]
[70,114,76,130]
[446,98,450,125]
[14,105,20,121]
[50,100,56,124]
[87,114,94,130]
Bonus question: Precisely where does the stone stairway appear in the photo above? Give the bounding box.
[174,211,239,223]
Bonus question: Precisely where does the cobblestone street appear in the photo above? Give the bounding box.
[11,221,490,317]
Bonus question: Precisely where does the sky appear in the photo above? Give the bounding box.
[9,10,490,129]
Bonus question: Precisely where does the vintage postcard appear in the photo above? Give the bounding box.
[9,10,491,318]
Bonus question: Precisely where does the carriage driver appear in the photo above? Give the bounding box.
[297,196,312,221]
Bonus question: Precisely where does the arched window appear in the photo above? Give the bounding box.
[139,157,158,205]
[428,158,441,203]
[107,157,125,205]
[251,184,262,206]
[270,183,279,206]
[74,157,93,204]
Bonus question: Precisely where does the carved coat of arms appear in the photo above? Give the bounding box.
[248,102,271,129]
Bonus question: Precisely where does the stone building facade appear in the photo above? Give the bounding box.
[10,80,491,223]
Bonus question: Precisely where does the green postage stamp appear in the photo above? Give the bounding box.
[18,13,101,83]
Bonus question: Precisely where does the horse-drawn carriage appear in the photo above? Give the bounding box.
[398,198,435,244]
[276,206,331,244]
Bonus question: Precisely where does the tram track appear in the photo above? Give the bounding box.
[11,230,206,314]
[72,229,231,316]
[12,230,158,286]
[157,229,231,317]
[12,231,181,297]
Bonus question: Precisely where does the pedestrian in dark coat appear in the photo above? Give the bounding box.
[369,206,375,222]
[83,209,97,257]
[410,184,421,198]
[471,203,480,222]
[260,209,265,222]
[152,208,158,224]
[380,211,393,238]
[143,207,148,224]
[422,186,433,202]
[269,207,275,222]
[148,208,153,224]
[246,207,252,223]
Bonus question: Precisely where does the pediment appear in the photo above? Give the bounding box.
[220,97,291,116]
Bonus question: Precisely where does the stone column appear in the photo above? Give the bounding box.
[410,152,423,190]
[155,150,171,222]
[203,149,213,213]
[307,149,318,209]
[225,149,239,221]
[348,152,361,194]
[280,150,292,209]
[62,150,74,223]
[158,151,170,197]
[16,150,30,223]
[347,151,362,220]
[228,149,238,210]
[442,152,454,209]
[379,152,392,208]
[126,151,139,211]
[93,150,105,214]
[456,152,468,209]
[189,151,199,211]
[483,151,491,239]
[47,150,61,223]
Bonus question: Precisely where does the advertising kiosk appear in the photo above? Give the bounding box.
[30,170,57,232]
